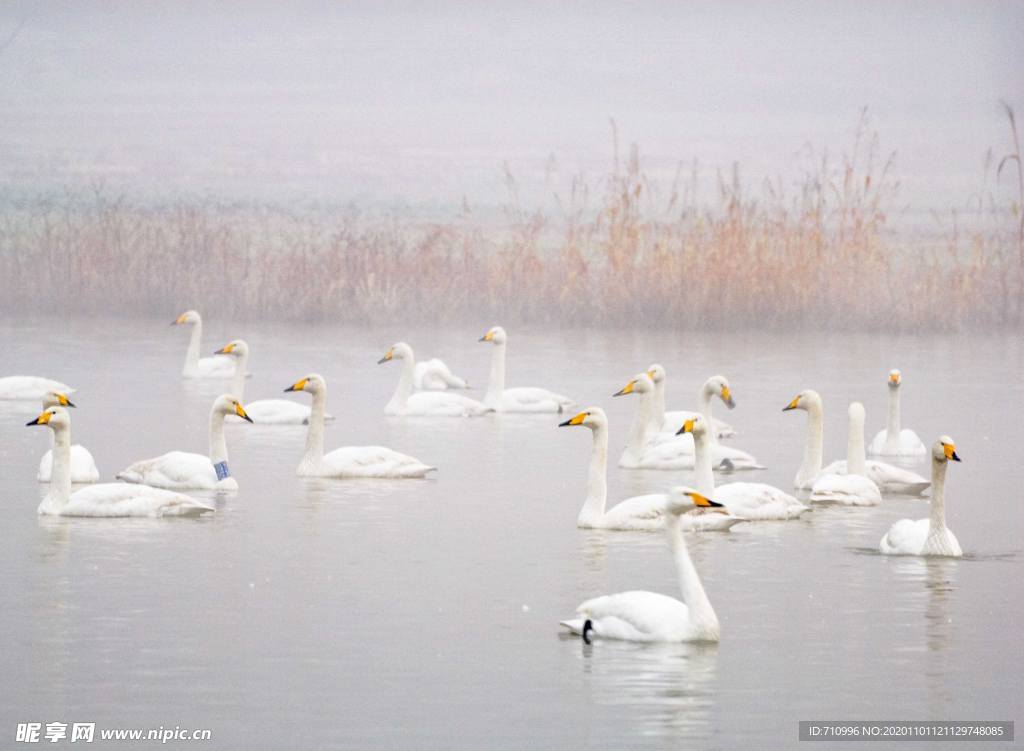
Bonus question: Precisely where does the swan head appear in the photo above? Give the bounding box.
[613,372,654,397]
[646,364,666,384]
[42,391,76,409]
[26,405,71,430]
[171,310,201,326]
[704,375,736,409]
[675,414,709,437]
[888,369,902,388]
[214,339,249,358]
[558,407,607,430]
[378,342,413,364]
[783,389,821,413]
[213,394,253,423]
[284,373,326,395]
[935,436,961,463]
[665,486,726,515]
[478,326,507,345]
[848,401,866,423]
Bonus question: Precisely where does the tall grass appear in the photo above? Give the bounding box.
[1,117,1020,330]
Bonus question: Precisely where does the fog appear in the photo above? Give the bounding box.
[1,1,1021,212]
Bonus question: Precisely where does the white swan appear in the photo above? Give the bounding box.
[285,374,435,478]
[809,402,882,506]
[172,310,236,378]
[868,369,928,457]
[559,487,722,643]
[783,390,930,495]
[478,326,575,413]
[379,343,492,417]
[36,391,100,483]
[414,358,469,390]
[646,364,735,441]
[678,415,808,519]
[880,437,963,557]
[214,340,325,425]
[116,394,253,490]
[27,407,213,517]
[0,376,74,400]
[560,408,743,532]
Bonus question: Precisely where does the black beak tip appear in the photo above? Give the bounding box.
[952,452,962,462]
[675,426,686,435]
[283,386,295,393]
[377,357,388,365]
[558,419,572,427]
[25,418,37,426]
[478,336,487,342]
[243,414,254,423]
[66,400,77,408]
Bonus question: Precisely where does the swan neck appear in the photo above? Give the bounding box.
[650,380,666,432]
[302,389,327,468]
[184,320,202,374]
[388,356,415,411]
[48,424,72,505]
[847,410,867,476]
[209,406,229,465]
[623,390,653,460]
[799,401,824,484]
[929,457,948,531]
[231,349,249,399]
[886,386,901,447]
[699,385,719,445]
[484,342,506,406]
[693,429,716,496]
[580,424,608,523]
[668,514,717,632]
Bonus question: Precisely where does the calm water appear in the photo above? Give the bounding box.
[0,317,1020,750]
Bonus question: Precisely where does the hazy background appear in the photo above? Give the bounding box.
[1,1,1021,215]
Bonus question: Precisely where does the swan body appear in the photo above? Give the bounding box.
[286,374,435,478]
[868,369,928,457]
[819,460,929,496]
[560,408,743,532]
[0,376,74,401]
[414,358,469,390]
[560,487,722,643]
[880,438,963,557]
[646,364,735,441]
[116,395,252,490]
[479,326,575,413]
[27,407,213,517]
[36,391,99,483]
[215,339,326,424]
[679,415,808,520]
[379,343,492,417]
[172,310,236,378]
[810,402,882,506]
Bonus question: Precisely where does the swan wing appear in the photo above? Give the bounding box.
[193,355,236,378]
[0,376,74,400]
[879,518,929,555]
[500,387,575,413]
[810,473,881,506]
[601,493,668,530]
[116,451,218,490]
[574,591,690,641]
[53,482,214,517]
[716,482,810,519]
[38,444,100,483]
[710,444,764,470]
[820,460,928,495]
[414,359,468,390]
[320,446,435,478]
[241,399,313,425]
[406,392,493,417]
[628,436,695,470]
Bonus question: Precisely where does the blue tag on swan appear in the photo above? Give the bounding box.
[214,461,230,481]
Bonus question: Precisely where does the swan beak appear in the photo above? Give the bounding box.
[26,411,52,426]
[56,393,75,408]
[377,349,393,364]
[559,412,587,427]
[676,418,695,436]
[889,372,901,385]
[479,331,494,342]
[613,380,636,397]
[720,386,736,409]
[215,343,235,355]
[782,396,800,411]
[686,491,725,509]
[943,443,961,462]
[235,403,253,423]
[171,313,187,326]
[284,378,308,393]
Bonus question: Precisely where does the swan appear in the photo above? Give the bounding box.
[809,402,882,505]
[379,343,492,416]
[414,358,469,390]
[678,415,808,519]
[213,340,326,425]
[646,364,735,441]
[478,326,575,413]
[116,394,253,490]
[868,369,928,457]
[285,374,435,478]
[172,310,236,378]
[879,437,963,557]
[560,408,743,532]
[26,407,213,517]
[36,391,100,483]
[0,376,74,400]
[559,487,722,643]
[783,390,930,495]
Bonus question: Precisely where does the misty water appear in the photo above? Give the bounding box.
[0,317,1020,750]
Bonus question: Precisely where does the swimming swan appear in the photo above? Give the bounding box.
[559,487,722,643]
[678,415,808,519]
[379,343,492,416]
[0,376,74,400]
[783,390,929,495]
[285,374,435,478]
[214,340,325,425]
[809,402,882,505]
[478,326,575,413]
[646,364,735,440]
[116,395,253,490]
[27,407,213,517]
[560,408,743,532]
[414,358,469,390]
[172,310,236,378]
[36,391,100,483]
[868,369,928,457]
[879,437,963,557]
